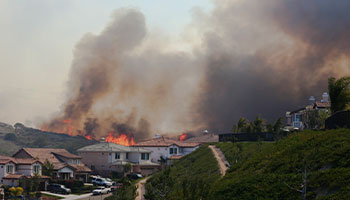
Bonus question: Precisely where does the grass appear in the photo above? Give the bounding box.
[210,129,350,200]
[144,145,221,200]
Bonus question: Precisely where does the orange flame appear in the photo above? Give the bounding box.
[180,133,187,141]
[105,133,135,146]
[85,135,93,140]
[63,119,74,136]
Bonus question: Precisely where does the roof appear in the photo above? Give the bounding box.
[69,164,92,173]
[0,155,40,165]
[52,151,81,159]
[13,148,80,164]
[3,174,25,179]
[168,155,183,160]
[133,137,200,148]
[184,134,218,143]
[315,101,331,108]
[77,142,151,153]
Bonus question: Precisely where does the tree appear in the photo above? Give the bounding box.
[252,114,265,133]
[328,76,350,114]
[232,117,250,133]
[42,159,54,178]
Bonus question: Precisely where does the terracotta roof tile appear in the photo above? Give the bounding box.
[133,137,200,148]
[0,155,40,165]
[3,174,25,179]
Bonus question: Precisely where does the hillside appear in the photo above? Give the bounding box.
[145,129,350,200]
[144,145,221,200]
[0,122,97,156]
[212,129,350,200]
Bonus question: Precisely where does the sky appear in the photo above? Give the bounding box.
[0,0,213,126]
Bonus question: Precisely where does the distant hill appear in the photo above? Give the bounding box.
[0,122,98,156]
[145,129,350,200]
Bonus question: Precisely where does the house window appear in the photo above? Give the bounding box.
[115,153,120,160]
[126,153,129,159]
[141,153,149,160]
[169,148,177,155]
[75,160,80,164]
[33,165,40,174]
[6,165,14,173]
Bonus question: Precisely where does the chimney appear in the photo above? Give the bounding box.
[309,96,316,105]
[321,92,329,102]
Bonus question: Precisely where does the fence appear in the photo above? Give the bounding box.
[218,132,274,142]
[325,110,350,129]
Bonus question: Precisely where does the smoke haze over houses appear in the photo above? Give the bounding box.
[1,0,349,139]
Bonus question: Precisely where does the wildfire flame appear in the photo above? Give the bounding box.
[180,133,187,141]
[63,119,74,136]
[84,135,93,140]
[105,133,135,146]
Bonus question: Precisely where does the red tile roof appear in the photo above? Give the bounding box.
[315,101,331,108]
[0,155,40,165]
[14,148,80,164]
[3,174,25,179]
[133,137,200,148]
[184,134,219,143]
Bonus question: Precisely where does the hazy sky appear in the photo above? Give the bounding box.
[0,0,212,126]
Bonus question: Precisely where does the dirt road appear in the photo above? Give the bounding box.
[135,177,150,200]
[208,145,229,176]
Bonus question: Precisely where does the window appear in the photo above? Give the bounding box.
[126,153,129,159]
[33,165,40,174]
[6,165,14,173]
[115,153,120,159]
[169,148,177,155]
[75,160,80,164]
[179,148,184,153]
[141,153,149,160]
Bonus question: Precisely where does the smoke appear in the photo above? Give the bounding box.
[43,0,350,138]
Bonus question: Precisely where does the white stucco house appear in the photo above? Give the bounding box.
[77,141,159,176]
[0,155,49,188]
[133,136,200,164]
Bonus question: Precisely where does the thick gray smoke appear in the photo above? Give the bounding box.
[43,0,350,138]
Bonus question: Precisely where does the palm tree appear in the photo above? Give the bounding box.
[252,114,265,133]
[328,77,350,114]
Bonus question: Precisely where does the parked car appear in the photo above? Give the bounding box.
[111,183,123,192]
[105,178,116,185]
[48,184,71,194]
[127,173,143,180]
[92,187,111,195]
[93,178,113,187]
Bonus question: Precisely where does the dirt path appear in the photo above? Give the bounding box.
[209,145,229,176]
[135,177,150,200]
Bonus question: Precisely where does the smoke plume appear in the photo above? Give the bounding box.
[42,0,350,139]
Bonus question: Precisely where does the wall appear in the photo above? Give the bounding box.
[0,165,4,184]
[140,147,168,163]
[78,151,110,172]
[128,152,140,163]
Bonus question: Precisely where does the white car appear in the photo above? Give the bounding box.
[93,178,113,187]
[92,187,111,195]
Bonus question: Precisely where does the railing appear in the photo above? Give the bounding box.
[325,110,350,129]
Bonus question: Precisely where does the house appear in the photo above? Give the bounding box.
[133,136,200,164]
[286,92,331,130]
[183,134,219,144]
[77,141,159,177]
[0,155,49,189]
[12,148,91,182]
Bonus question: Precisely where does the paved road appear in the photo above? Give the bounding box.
[209,145,228,176]
[135,177,150,200]
[41,191,111,200]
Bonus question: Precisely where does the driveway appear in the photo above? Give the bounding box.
[41,191,111,200]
